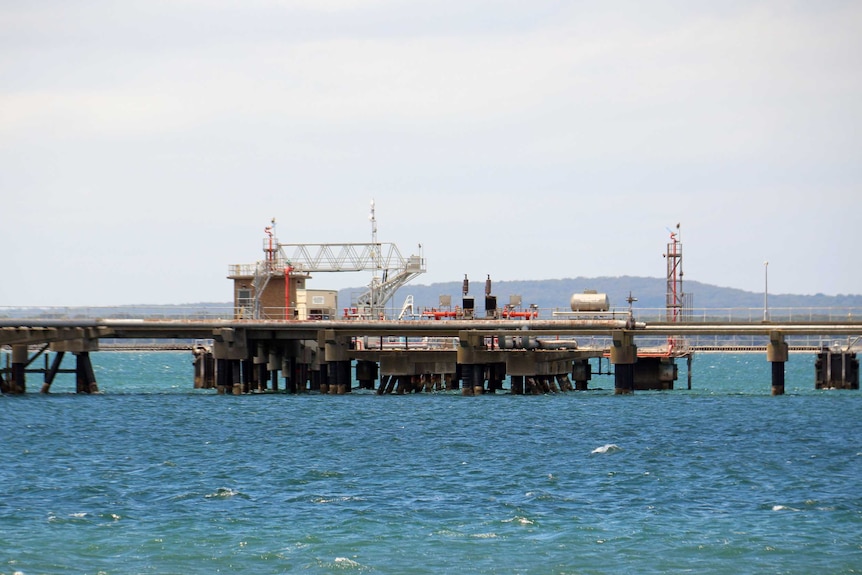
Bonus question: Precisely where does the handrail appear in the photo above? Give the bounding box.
[2,305,862,322]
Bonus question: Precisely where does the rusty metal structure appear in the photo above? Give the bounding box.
[228,212,425,320]
[665,223,690,322]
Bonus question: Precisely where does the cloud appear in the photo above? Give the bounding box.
[1,1,860,304]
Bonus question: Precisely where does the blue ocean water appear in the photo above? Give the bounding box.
[2,352,861,574]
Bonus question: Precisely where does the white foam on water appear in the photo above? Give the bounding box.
[205,487,241,499]
[333,557,368,570]
[503,516,535,525]
[591,444,621,454]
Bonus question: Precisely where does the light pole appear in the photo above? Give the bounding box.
[763,261,769,321]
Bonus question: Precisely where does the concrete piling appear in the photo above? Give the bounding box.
[40,351,66,393]
[231,360,242,395]
[815,348,859,389]
[472,364,485,396]
[511,375,525,395]
[767,332,789,396]
[632,357,677,390]
[611,332,637,395]
[215,358,228,394]
[10,345,28,394]
[460,365,474,396]
[193,346,215,389]
[572,359,591,391]
[8,314,854,396]
[74,352,99,394]
[356,360,378,390]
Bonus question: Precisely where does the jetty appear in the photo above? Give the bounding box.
[1,315,859,396]
[2,221,859,395]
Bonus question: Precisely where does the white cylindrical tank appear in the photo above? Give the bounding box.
[570,291,609,312]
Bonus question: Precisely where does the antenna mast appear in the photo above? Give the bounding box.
[264,217,277,269]
[665,223,684,322]
[369,199,380,317]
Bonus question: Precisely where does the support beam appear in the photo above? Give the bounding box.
[471,364,485,395]
[488,363,506,393]
[815,349,859,390]
[10,344,28,394]
[231,360,242,395]
[610,332,637,395]
[687,354,693,390]
[74,352,99,394]
[319,364,330,395]
[614,364,635,394]
[356,360,378,390]
[333,360,351,394]
[460,363,474,396]
[511,375,525,395]
[241,359,253,394]
[633,357,677,390]
[253,343,268,392]
[572,359,591,391]
[267,349,282,391]
[193,346,215,389]
[41,351,66,393]
[284,356,298,394]
[767,332,789,396]
[215,358,229,394]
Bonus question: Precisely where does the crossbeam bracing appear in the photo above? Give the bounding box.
[277,243,409,273]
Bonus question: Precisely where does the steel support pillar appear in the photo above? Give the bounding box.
[41,351,66,393]
[241,359,253,394]
[319,364,331,395]
[74,352,99,394]
[356,360,378,390]
[267,350,282,391]
[283,356,297,394]
[572,359,591,391]
[472,364,485,395]
[611,332,637,395]
[193,348,215,389]
[815,349,859,389]
[332,360,351,394]
[10,345,28,394]
[767,332,788,396]
[215,358,229,394]
[511,375,525,395]
[687,354,693,390]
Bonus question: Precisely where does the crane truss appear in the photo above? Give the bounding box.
[254,242,425,318]
[276,243,411,274]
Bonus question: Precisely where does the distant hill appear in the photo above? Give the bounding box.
[3,277,859,318]
[340,276,862,313]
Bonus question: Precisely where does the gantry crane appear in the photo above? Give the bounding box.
[275,241,425,318]
[236,212,425,319]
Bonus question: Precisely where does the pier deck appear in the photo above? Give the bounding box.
[2,318,860,395]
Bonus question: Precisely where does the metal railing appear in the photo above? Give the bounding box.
[2,305,862,325]
[0,306,237,321]
[628,307,862,323]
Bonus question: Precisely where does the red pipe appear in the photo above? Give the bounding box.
[501,309,538,319]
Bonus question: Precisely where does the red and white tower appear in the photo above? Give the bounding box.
[665,223,684,323]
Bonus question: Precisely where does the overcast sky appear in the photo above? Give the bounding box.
[1,0,860,307]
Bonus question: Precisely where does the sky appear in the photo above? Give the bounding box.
[1,0,860,306]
